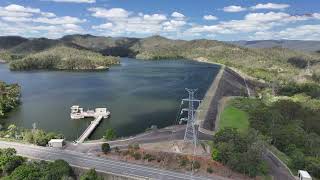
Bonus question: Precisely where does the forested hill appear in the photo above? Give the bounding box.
[229,40,320,52]
[0,35,320,82]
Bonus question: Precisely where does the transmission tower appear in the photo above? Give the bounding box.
[180,88,201,146]
[306,60,313,75]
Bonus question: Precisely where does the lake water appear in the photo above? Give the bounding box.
[0,58,220,140]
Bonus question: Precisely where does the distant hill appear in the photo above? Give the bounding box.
[0,36,28,50]
[229,40,320,52]
[0,34,320,82]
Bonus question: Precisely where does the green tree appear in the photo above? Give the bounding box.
[8,163,42,180]
[33,129,49,146]
[104,128,117,140]
[80,169,103,180]
[3,156,25,175]
[43,160,73,180]
[101,143,111,154]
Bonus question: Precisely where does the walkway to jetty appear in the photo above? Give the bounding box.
[71,106,110,144]
[76,115,104,143]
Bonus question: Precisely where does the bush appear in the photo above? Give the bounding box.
[133,143,140,150]
[193,161,201,169]
[101,143,111,154]
[143,154,155,162]
[80,168,103,180]
[132,152,142,160]
[211,148,219,161]
[104,128,117,141]
[179,157,189,167]
[3,156,26,174]
[207,167,213,174]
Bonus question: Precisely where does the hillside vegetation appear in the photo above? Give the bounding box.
[0,35,320,81]
[230,40,320,52]
[9,46,119,71]
[131,36,320,83]
[0,81,20,122]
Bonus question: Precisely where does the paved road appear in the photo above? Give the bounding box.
[0,141,229,180]
[67,125,212,153]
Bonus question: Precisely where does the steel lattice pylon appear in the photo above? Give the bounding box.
[180,88,201,146]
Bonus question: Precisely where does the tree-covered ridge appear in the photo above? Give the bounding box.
[0,82,20,121]
[1,35,320,81]
[9,46,120,71]
[132,36,320,83]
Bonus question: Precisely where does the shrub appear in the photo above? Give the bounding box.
[143,154,155,162]
[104,128,117,141]
[101,143,111,154]
[132,152,142,160]
[80,168,103,180]
[207,167,213,174]
[133,143,140,150]
[193,161,201,169]
[179,157,189,167]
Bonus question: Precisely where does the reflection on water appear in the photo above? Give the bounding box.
[0,58,220,140]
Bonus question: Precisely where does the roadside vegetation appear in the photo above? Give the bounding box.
[0,148,73,179]
[211,128,268,177]
[0,124,64,146]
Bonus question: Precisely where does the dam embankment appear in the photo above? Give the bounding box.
[196,66,266,134]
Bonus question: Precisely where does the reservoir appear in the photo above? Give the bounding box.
[0,58,220,140]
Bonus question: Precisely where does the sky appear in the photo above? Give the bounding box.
[0,0,319,41]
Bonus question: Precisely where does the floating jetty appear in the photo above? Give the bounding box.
[71,105,110,144]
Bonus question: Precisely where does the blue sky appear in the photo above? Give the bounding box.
[0,0,319,40]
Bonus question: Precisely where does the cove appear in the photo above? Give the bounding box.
[0,58,220,140]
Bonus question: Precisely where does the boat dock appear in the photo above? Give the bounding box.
[71,105,110,144]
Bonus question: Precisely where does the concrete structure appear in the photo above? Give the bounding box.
[48,139,65,148]
[298,170,312,180]
[76,115,104,143]
[71,105,109,119]
[71,105,111,144]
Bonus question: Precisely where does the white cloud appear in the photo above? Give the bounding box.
[251,3,290,10]
[0,4,85,38]
[41,12,56,18]
[33,16,85,25]
[48,0,95,3]
[143,14,167,21]
[171,11,185,18]
[203,15,218,21]
[252,25,320,40]
[2,16,31,22]
[5,4,40,13]
[223,5,246,13]
[313,13,320,19]
[88,8,130,19]
[90,8,171,36]
[92,23,113,30]
[163,20,186,31]
[186,11,315,37]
